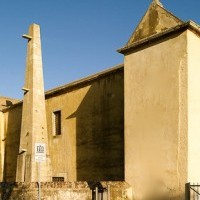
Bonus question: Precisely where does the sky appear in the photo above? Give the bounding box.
[1,0,200,99]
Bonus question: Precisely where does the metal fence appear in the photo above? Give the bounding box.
[185,183,200,200]
[90,182,110,200]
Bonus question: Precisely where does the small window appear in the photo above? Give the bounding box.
[52,177,64,182]
[53,110,61,135]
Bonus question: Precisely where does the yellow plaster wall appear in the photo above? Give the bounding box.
[0,97,19,110]
[3,106,22,181]
[46,88,89,181]
[124,32,187,200]
[1,69,124,182]
[187,30,200,182]
[46,70,124,181]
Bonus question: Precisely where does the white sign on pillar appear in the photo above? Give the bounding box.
[35,143,46,162]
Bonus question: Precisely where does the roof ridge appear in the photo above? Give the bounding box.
[152,0,163,7]
[45,63,124,96]
[124,0,183,47]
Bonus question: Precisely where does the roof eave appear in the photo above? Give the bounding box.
[2,63,124,112]
[45,63,124,98]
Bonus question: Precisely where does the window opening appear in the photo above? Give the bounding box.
[53,110,61,135]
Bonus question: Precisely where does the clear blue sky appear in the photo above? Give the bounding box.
[1,0,200,99]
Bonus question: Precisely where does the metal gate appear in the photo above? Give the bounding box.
[185,183,200,200]
[89,182,110,200]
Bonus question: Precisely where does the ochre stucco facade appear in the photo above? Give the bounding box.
[0,65,124,183]
[45,66,124,182]
[124,30,188,200]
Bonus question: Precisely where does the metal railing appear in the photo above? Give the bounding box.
[90,182,110,200]
[185,183,200,200]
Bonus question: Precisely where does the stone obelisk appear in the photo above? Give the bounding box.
[16,24,51,182]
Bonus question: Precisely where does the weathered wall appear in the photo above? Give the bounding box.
[3,105,22,182]
[0,181,129,200]
[46,68,124,181]
[187,30,200,182]
[124,31,187,200]
[0,97,19,111]
[1,182,91,200]
[1,67,124,183]
[0,98,21,182]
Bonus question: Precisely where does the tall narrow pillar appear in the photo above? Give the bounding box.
[16,24,51,182]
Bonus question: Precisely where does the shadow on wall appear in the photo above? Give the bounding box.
[3,106,22,182]
[0,182,15,200]
[67,71,124,181]
[5,100,13,107]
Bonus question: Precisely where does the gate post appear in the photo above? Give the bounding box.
[185,183,190,200]
[95,187,98,200]
[107,185,110,200]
